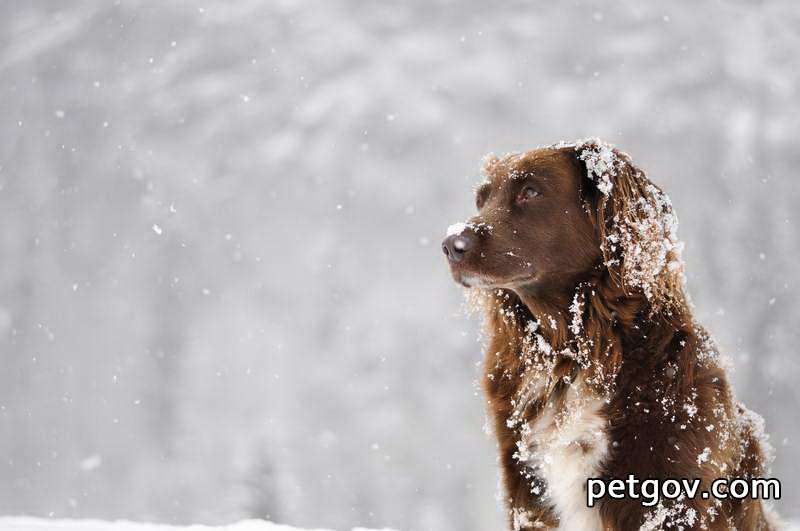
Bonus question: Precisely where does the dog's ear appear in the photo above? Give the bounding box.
[574,139,686,312]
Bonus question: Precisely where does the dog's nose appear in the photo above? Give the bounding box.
[442,233,473,263]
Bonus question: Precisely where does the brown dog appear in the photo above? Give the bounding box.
[443,140,778,530]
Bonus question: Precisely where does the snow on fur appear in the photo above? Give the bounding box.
[467,141,778,530]
[445,221,467,237]
[577,140,618,196]
[576,138,686,305]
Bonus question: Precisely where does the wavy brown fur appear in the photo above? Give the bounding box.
[455,141,775,530]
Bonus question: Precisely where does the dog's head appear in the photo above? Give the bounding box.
[443,139,685,310]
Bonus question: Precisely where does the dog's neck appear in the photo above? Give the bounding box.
[512,276,665,342]
[515,302,567,353]
[499,276,681,396]
[511,282,589,351]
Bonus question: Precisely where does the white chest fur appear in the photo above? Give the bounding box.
[515,381,609,531]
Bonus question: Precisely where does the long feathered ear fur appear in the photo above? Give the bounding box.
[576,138,687,316]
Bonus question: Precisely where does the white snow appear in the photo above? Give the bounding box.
[79,454,102,471]
[445,222,467,237]
[697,446,711,465]
[577,138,618,196]
[0,518,395,531]
[3,515,796,531]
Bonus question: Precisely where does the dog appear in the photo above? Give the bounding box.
[442,140,778,530]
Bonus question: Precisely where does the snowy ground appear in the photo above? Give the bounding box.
[0,519,393,531]
[2,517,798,530]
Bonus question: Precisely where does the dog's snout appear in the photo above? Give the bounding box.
[442,233,473,263]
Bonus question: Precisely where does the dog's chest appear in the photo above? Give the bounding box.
[515,383,609,530]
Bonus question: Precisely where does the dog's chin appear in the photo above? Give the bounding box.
[456,274,490,289]
[450,269,487,288]
[451,269,535,290]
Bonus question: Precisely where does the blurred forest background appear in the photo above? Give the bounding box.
[0,1,798,530]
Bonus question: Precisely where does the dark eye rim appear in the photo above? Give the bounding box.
[516,185,541,204]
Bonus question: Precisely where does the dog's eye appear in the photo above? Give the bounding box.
[516,186,540,204]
